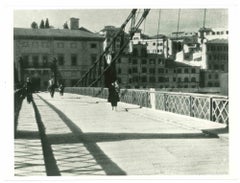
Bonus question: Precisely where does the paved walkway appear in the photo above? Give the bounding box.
[14,91,228,176]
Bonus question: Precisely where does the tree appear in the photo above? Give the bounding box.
[63,22,69,29]
[45,18,50,28]
[40,20,45,29]
[31,21,38,29]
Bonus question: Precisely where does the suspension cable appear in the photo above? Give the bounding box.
[88,9,150,87]
[74,9,138,87]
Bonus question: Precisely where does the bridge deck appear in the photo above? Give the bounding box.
[14,92,228,176]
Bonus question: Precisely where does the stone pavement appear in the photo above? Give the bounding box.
[14,91,228,176]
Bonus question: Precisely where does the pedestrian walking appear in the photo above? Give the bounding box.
[24,77,33,103]
[108,81,120,111]
[48,78,56,98]
[59,84,64,96]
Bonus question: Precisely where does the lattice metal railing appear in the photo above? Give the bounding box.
[212,98,229,124]
[165,94,191,116]
[191,96,211,120]
[120,89,151,107]
[65,87,229,125]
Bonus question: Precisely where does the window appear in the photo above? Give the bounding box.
[58,55,64,66]
[191,77,196,82]
[32,56,39,67]
[132,76,139,82]
[141,76,147,82]
[165,77,169,82]
[153,42,156,46]
[158,58,163,65]
[173,77,176,82]
[209,74,212,79]
[221,65,225,71]
[184,68,189,73]
[141,48,147,57]
[149,76,155,82]
[149,68,155,74]
[215,82,220,87]
[178,78,181,82]
[132,59,138,64]
[70,42,77,48]
[149,59,156,64]
[71,54,77,66]
[191,68,196,73]
[184,77,189,82]
[57,42,64,48]
[42,55,48,67]
[165,69,168,73]
[22,55,29,67]
[142,67,147,73]
[22,41,29,47]
[132,48,138,56]
[132,67,138,73]
[90,43,97,48]
[208,82,212,87]
[177,68,182,73]
[214,65,219,70]
[215,73,219,79]
[141,59,147,64]
[158,77,165,82]
[128,69,132,74]
[158,68,164,73]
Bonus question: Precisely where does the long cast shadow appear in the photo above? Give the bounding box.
[37,95,127,175]
[46,131,217,145]
[32,99,61,176]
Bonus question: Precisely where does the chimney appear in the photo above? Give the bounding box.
[70,18,79,30]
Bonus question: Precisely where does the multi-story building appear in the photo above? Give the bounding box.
[131,30,167,55]
[116,44,200,89]
[203,39,228,72]
[99,25,129,54]
[14,18,104,89]
[198,27,228,43]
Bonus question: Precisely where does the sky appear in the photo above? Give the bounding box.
[14,9,228,36]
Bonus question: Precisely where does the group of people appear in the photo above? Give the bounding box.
[21,77,120,111]
[20,77,65,104]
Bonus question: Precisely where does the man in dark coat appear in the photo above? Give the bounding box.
[24,77,33,103]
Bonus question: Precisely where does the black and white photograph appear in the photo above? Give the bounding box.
[1,0,240,181]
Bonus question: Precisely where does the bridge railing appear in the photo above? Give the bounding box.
[65,87,228,125]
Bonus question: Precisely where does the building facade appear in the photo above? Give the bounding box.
[14,19,104,89]
[116,44,200,89]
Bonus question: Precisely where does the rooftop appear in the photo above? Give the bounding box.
[14,28,104,40]
[207,39,228,44]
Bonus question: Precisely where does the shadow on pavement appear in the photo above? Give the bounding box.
[15,131,40,139]
[32,99,61,176]
[201,126,228,137]
[38,95,127,175]
[45,131,217,145]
